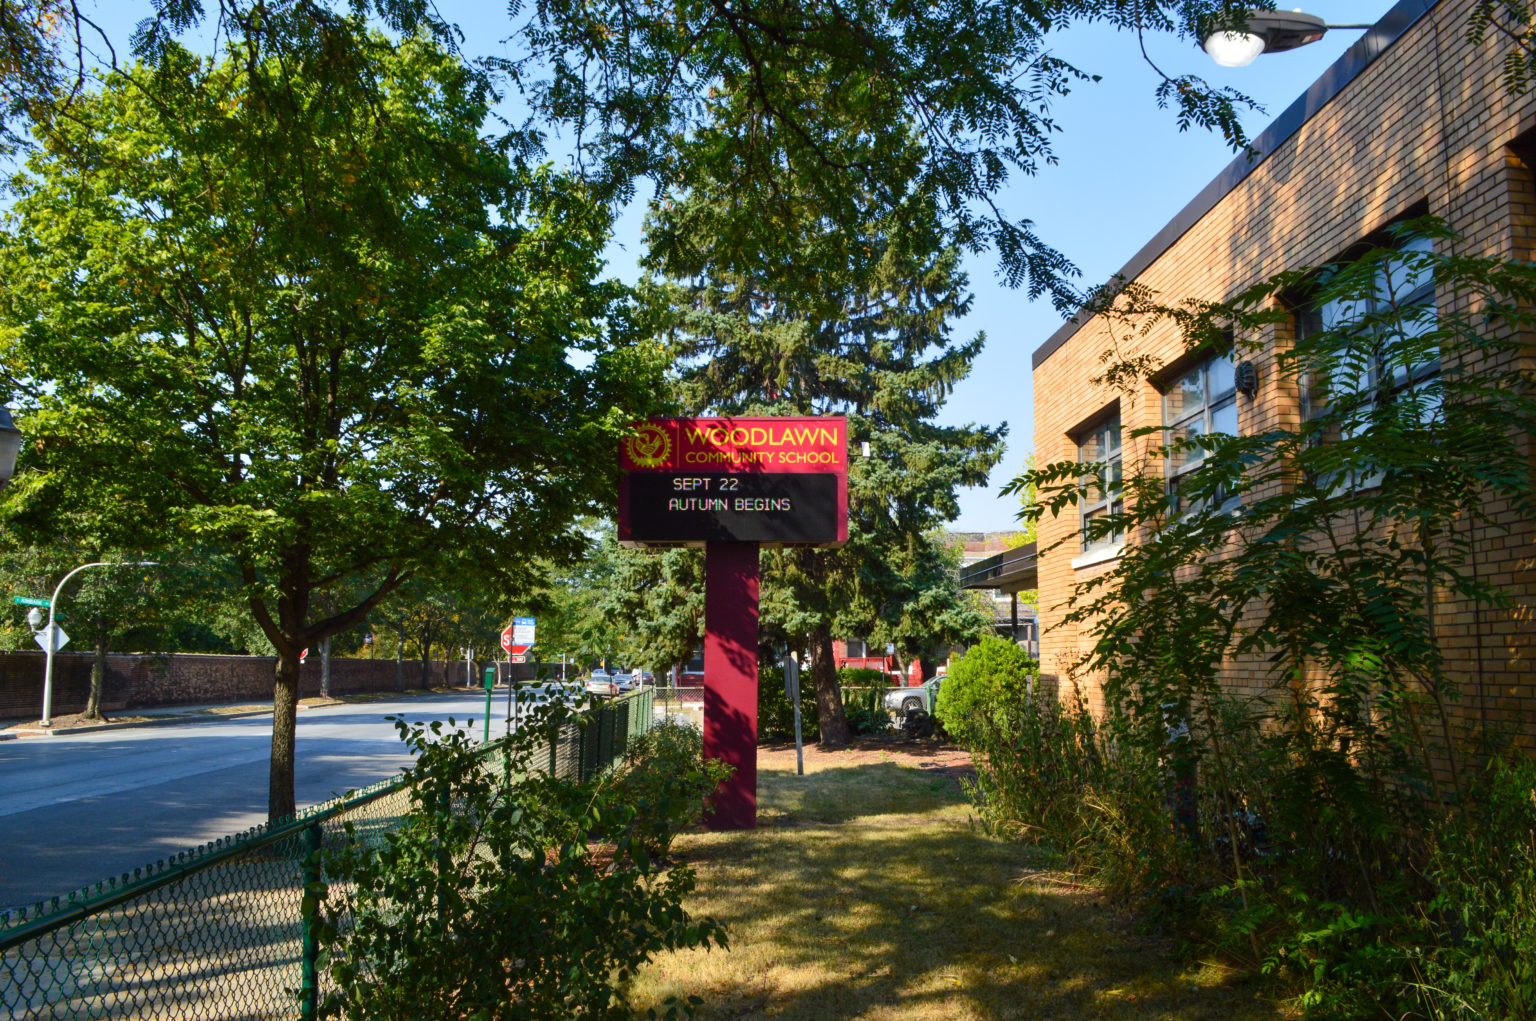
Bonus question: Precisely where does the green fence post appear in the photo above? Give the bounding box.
[435,781,451,937]
[299,822,322,1021]
[550,732,558,778]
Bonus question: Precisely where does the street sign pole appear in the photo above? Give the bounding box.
[783,649,804,777]
[483,668,494,744]
[37,560,157,727]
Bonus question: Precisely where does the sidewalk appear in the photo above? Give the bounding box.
[0,686,476,740]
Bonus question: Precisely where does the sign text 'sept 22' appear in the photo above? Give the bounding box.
[617,417,848,548]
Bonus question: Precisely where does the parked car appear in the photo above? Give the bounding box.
[611,670,636,692]
[884,677,942,717]
[634,669,655,686]
[584,670,618,697]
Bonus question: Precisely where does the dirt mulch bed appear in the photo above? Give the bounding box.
[758,736,976,781]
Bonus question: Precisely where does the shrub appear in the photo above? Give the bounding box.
[840,685,891,735]
[757,663,818,742]
[1417,755,1536,1018]
[933,635,1038,746]
[311,706,726,1020]
[615,719,734,859]
[837,666,888,686]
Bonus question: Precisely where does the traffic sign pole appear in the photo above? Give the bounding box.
[38,560,157,727]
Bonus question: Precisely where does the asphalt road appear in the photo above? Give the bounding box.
[0,688,513,913]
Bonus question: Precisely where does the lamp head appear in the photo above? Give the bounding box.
[27,607,43,630]
[1202,9,1327,66]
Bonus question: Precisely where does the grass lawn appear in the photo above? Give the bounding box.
[627,741,1286,1020]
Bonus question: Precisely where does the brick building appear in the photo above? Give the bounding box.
[1032,0,1534,731]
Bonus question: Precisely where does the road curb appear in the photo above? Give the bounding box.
[2,692,445,738]
[7,708,277,738]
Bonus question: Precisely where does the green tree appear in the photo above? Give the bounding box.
[0,23,661,817]
[644,108,1001,745]
[378,571,505,689]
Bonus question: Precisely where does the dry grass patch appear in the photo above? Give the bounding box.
[627,741,1285,1020]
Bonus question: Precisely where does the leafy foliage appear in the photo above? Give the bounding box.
[0,22,662,815]
[1417,756,1536,1018]
[502,0,1276,304]
[987,219,1536,1015]
[933,635,1038,746]
[311,707,727,1020]
[612,720,735,860]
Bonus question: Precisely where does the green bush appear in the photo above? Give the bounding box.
[837,666,888,686]
[757,663,819,742]
[616,718,734,859]
[311,707,726,1020]
[1417,755,1536,1018]
[933,636,1038,746]
[840,686,892,735]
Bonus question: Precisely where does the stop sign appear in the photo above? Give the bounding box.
[500,626,512,654]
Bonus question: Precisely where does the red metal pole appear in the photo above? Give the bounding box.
[703,540,761,830]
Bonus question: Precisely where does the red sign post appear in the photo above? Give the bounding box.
[618,417,848,829]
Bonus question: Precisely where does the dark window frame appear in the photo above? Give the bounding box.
[1296,233,1439,491]
[1162,348,1240,516]
[1075,411,1123,554]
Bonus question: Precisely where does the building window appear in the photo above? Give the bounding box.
[844,639,866,658]
[1163,348,1238,514]
[1076,412,1122,552]
[1298,234,1438,489]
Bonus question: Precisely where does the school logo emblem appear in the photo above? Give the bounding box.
[626,423,671,468]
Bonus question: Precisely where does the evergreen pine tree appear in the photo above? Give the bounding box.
[644,115,1001,746]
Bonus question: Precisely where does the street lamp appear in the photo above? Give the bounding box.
[1201,10,1369,68]
[37,560,159,727]
[0,406,21,488]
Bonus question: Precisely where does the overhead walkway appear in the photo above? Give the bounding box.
[960,542,1039,658]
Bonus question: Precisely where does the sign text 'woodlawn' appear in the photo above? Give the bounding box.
[617,417,849,547]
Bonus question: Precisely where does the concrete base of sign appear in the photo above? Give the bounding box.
[703,541,760,830]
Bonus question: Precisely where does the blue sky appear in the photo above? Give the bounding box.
[923,3,1400,531]
[79,1,1401,531]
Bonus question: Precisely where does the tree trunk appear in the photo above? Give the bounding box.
[809,625,849,748]
[270,650,301,821]
[320,636,332,699]
[86,616,107,720]
[420,634,432,689]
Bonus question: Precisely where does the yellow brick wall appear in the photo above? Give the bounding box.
[1033,0,1536,742]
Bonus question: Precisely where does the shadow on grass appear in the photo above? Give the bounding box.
[631,759,1282,1021]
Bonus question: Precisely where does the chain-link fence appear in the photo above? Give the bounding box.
[1,688,653,1020]
[651,685,705,719]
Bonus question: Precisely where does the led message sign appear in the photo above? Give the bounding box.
[617,417,848,548]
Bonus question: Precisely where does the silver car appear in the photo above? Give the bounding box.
[885,677,942,716]
[584,670,618,697]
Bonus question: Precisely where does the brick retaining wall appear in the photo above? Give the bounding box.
[0,652,547,721]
